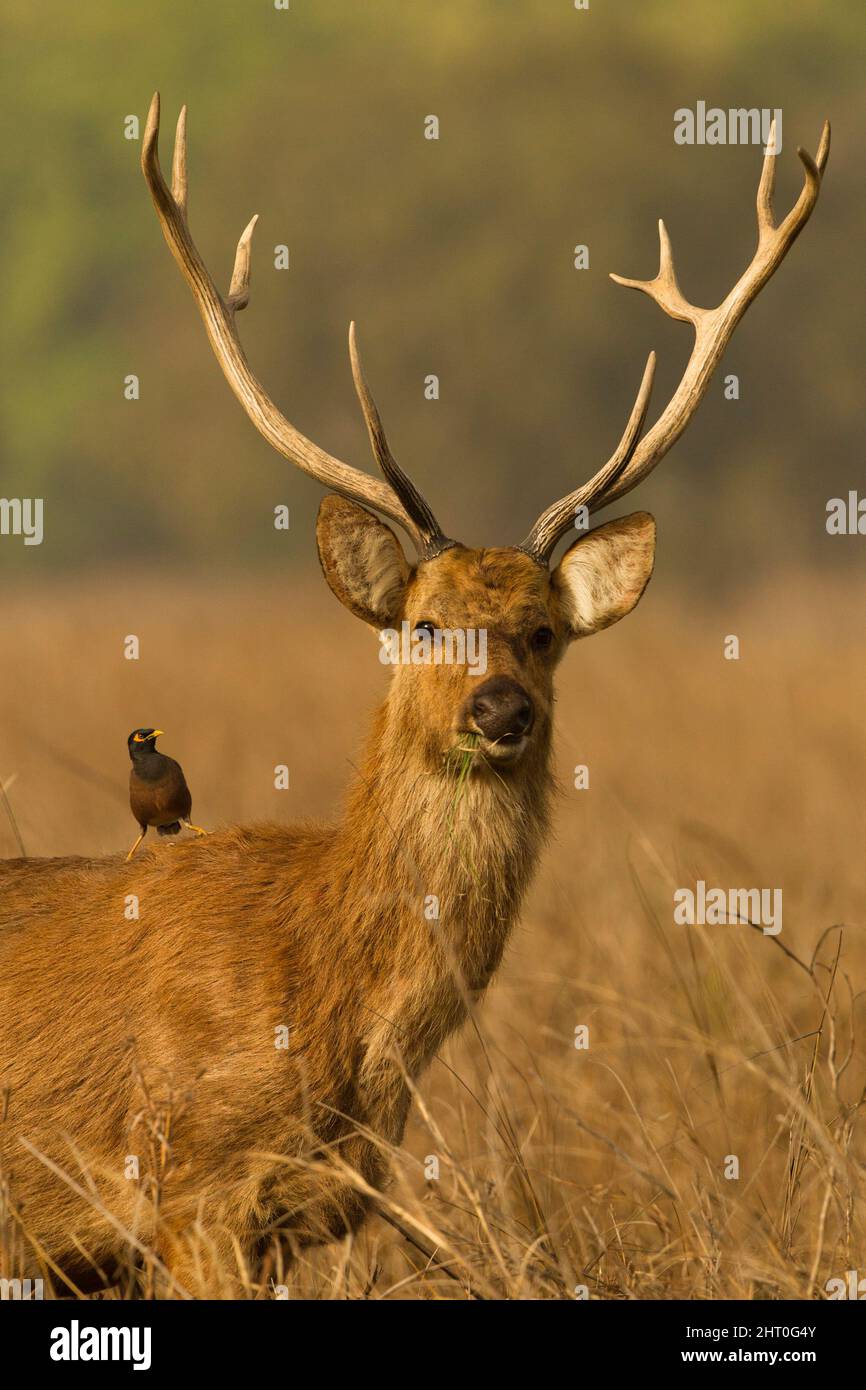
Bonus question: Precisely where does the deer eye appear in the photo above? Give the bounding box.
[414,620,436,636]
[531,625,554,652]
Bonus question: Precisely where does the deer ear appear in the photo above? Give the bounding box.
[316,496,411,627]
[552,511,656,637]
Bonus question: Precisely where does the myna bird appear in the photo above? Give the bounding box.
[126,728,206,861]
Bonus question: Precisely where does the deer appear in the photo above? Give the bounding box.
[0,95,829,1296]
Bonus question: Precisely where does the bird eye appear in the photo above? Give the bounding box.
[414,620,436,635]
[531,625,555,652]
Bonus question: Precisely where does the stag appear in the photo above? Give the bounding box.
[0,96,829,1295]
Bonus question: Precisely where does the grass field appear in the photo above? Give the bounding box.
[1,568,864,1299]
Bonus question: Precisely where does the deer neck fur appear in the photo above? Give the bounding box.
[324,692,554,1081]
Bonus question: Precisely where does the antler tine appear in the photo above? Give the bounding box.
[141,92,438,552]
[520,121,830,559]
[171,104,188,216]
[348,323,452,557]
[757,117,829,244]
[226,215,259,314]
[155,95,255,315]
[755,117,777,237]
[778,120,830,242]
[518,351,656,563]
[610,220,707,329]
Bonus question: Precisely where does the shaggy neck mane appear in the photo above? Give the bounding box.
[328,693,554,999]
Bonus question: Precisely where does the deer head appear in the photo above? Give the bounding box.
[142,95,829,778]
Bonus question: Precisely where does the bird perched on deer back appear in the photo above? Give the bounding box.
[126,728,206,860]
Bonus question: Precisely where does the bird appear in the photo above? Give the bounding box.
[126,728,206,861]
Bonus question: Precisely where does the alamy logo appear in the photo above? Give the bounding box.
[674,103,782,154]
[826,492,866,535]
[0,497,43,545]
[0,1277,43,1300]
[50,1319,152,1371]
[826,1270,866,1299]
[674,880,782,936]
[379,622,488,675]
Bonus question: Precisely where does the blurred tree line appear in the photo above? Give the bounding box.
[1,0,863,589]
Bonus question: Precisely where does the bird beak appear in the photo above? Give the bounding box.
[151,730,165,738]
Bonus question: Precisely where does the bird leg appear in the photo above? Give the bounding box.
[126,828,147,861]
[182,819,208,837]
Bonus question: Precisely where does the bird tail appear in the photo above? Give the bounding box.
[157,821,182,836]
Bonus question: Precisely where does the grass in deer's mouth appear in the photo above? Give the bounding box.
[444,733,480,832]
[447,734,480,784]
[446,732,480,781]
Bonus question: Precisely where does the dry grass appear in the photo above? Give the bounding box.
[1,567,864,1299]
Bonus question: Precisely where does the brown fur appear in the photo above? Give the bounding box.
[0,505,654,1294]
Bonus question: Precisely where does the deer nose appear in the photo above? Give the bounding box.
[470,676,534,742]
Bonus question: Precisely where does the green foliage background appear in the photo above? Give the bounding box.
[1,0,863,584]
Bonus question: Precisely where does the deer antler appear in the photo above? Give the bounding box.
[141,93,452,558]
[521,119,831,564]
